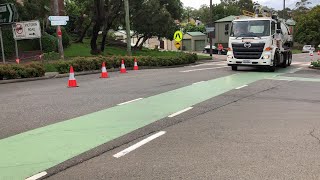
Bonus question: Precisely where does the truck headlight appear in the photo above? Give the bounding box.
[263,55,270,59]
[227,55,233,59]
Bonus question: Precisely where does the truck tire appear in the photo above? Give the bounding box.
[281,52,288,68]
[269,65,276,72]
[287,51,292,66]
[232,66,238,71]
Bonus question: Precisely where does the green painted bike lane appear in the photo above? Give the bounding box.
[0,69,294,179]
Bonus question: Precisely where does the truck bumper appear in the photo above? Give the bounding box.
[227,58,272,66]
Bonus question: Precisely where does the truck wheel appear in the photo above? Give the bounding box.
[287,52,292,66]
[281,53,287,68]
[232,66,238,71]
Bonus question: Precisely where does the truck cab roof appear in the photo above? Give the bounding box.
[233,17,273,22]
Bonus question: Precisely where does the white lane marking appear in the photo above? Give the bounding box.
[193,81,205,85]
[181,66,228,73]
[113,131,166,158]
[235,85,248,90]
[168,107,193,118]
[25,172,47,180]
[191,62,226,67]
[118,98,143,106]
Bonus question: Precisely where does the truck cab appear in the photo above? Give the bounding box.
[227,15,293,72]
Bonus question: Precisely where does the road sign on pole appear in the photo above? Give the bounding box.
[173,31,183,42]
[12,20,42,40]
[48,16,70,21]
[206,27,215,33]
[0,3,17,24]
[174,41,181,49]
[51,20,67,26]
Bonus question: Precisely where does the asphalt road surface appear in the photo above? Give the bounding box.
[1,53,320,180]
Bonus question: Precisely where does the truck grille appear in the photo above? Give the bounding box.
[232,43,265,59]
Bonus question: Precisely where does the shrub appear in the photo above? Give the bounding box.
[41,33,57,53]
[43,51,60,61]
[45,27,70,48]
[311,60,320,67]
[0,27,15,58]
[0,63,45,80]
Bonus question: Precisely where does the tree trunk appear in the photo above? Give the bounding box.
[138,36,149,50]
[76,20,92,43]
[90,21,102,54]
[134,36,144,48]
[100,28,110,52]
[90,0,105,54]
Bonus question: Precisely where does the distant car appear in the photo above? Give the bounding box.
[203,45,227,55]
[302,45,315,53]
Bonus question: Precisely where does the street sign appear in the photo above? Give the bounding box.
[48,16,69,21]
[173,31,183,42]
[0,3,17,24]
[206,27,215,33]
[51,20,67,26]
[12,20,41,40]
[174,41,181,49]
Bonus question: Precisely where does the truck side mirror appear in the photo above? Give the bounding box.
[276,29,281,34]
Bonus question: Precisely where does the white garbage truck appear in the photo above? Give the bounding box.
[227,5,293,72]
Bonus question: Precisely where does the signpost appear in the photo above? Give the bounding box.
[174,30,183,52]
[0,3,17,63]
[12,20,42,63]
[48,15,69,59]
[0,3,17,24]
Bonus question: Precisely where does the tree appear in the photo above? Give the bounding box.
[90,0,105,54]
[130,0,182,49]
[294,5,320,46]
[237,0,253,13]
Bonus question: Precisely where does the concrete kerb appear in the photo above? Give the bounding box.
[0,62,213,84]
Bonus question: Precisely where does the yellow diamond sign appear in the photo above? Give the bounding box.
[173,31,183,42]
[174,41,181,49]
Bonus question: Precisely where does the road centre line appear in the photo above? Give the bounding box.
[25,172,47,180]
[181,66,228,73]
[235,85,248,90]
[113,131,166,158]
[168,107,193,118]
[118,98,143,106]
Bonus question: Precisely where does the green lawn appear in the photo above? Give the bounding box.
[292,49,302,54]
[64,38,201,58]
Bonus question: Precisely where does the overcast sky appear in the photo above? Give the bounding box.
[181,0,319,10]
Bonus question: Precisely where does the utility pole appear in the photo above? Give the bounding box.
[124,0,132,56]
[209,0,213,57]
[53,0,64,59]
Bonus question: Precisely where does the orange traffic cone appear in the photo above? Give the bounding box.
[133,58,139,70]
[310,51,314,56]
[120,60,127,73]
[15,58,20,64]
[318,50,320,56]
[68,66,78,88]
[100,62,109,78]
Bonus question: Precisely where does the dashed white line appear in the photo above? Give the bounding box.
[118,98,143,106]
[168,107,193,118]
[235,85,248,90]
[113,131,166,158]
[193,81,205,85]
[180,66,228,73]
[25,172,47,180]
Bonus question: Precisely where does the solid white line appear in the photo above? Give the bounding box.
[168,107,193,118]
[181,66,228,73]
[191,63,226,67]
[193,81,205,85]
[118,98,143,106]
[113,131,166,158]
[25,172,47,180]
[235,85,248,90]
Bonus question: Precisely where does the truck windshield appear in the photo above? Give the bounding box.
[230,20,270,37]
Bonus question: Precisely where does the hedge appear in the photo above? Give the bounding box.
[52,53,198,74]
[311,60,320,67]
[0,63,45,80]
